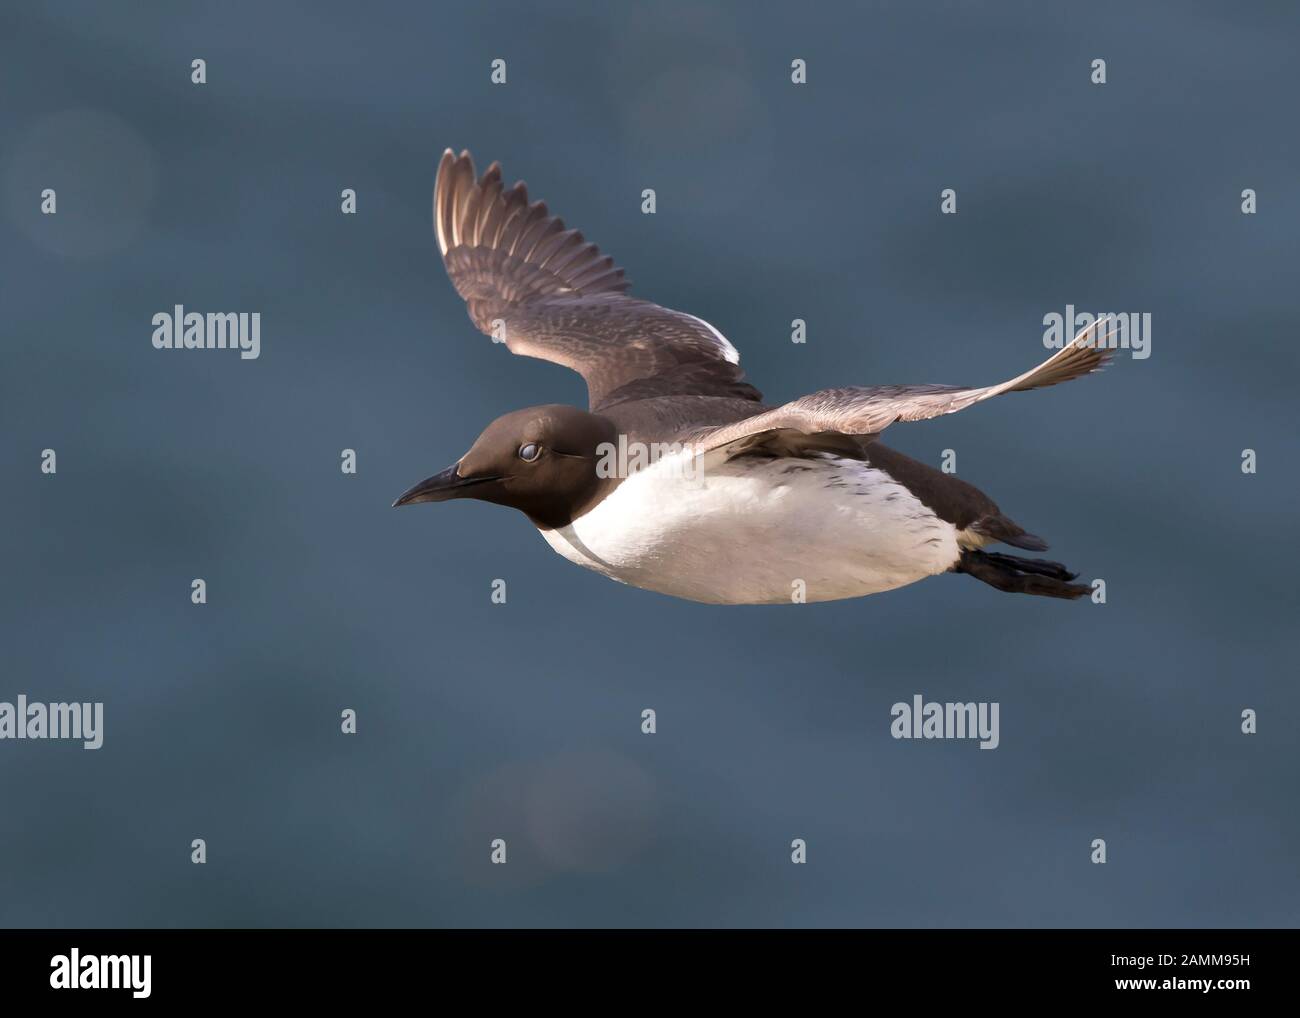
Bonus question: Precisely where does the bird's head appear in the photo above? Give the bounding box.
[393,404,618,529]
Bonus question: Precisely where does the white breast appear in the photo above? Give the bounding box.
[540,452,960,604]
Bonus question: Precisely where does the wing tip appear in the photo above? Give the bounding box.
[434,150,633,305]
[435,148,478,255]
[1017,315,1118,391]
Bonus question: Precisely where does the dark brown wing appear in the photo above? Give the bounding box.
[435,149,761,409]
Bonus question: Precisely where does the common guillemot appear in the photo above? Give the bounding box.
[394,149,1113,604]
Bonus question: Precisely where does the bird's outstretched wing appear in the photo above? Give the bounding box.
[434,149,761,410]
[688,318,1116,456]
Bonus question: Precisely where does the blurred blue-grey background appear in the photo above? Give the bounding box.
[2,0,1297,928]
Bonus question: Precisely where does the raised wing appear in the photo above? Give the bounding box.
[434,149,761,409]
[689,318,1116,455]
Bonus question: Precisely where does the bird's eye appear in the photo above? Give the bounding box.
[518,443,541,462]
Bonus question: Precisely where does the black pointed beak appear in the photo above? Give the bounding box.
[392,465,500,507]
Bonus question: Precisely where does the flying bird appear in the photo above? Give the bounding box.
[395,149,1112,604]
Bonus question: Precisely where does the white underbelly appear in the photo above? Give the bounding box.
[539,452,960,605]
